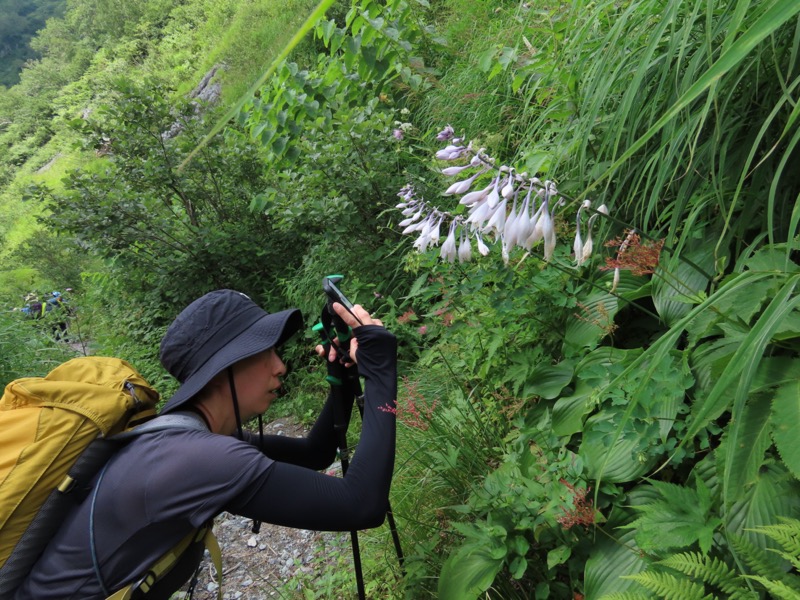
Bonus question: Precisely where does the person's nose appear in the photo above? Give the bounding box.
[274,354,287,377]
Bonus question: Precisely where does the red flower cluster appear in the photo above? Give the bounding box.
[556,479,595,530]
[379,376,437,430]
[601,230,664,276]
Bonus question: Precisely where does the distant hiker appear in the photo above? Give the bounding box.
[17,289,397,599]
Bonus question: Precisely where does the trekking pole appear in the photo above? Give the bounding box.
[313,318,366,600]
[320,276,405,571]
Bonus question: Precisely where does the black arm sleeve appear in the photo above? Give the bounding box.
[242,389,354,470]
[228,325,397,531]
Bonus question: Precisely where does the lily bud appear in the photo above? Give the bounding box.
[440,224,457,263]
[476,234,490,256]
[443,170,484,196]
[459,182,493,206]
[458,233,472,263]
[442,165,472,177]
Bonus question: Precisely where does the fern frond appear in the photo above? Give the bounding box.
[748,518,800,563]
[599,593,650,600]
[624,571,709,600]
[730,533,790,583]
[744,576,800,600]
[659,551,745,594]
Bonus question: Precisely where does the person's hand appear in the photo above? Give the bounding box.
[314,303,382,365]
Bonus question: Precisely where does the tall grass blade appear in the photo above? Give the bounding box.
[580,0,800,200]
[178,0,336,171]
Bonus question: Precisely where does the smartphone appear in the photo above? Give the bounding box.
[323,275,363,325]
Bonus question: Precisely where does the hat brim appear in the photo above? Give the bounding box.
[159,308,303,414]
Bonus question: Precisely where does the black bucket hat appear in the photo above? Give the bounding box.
[159,289,303,414]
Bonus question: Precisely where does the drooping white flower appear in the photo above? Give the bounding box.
[539,198,556,261]
[476,234,490,256]
[483,197,507,237]
[436,125,455,141]
[521,199,545,250]
[466,198,494,227]
[443,168,487,196]
[459,181,494,206]
[486,177,501,209]
[440,223,457,263]
[501,171,516,199]
[458,231,472,263]
[581,213,599,263]
[442,164,472,177]
[429,217,443,246]
[502,197,519,248]
[435,144,466,160]
[514,186,534,247]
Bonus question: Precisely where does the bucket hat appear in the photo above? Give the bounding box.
[159,289,303,413]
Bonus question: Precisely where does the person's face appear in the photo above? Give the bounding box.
[232,347,286,418]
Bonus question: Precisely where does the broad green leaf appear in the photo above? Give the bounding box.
[438,544,504,600]
[524,361,575,400]
[726,464,800,550]
[720,279,800,506]
[771,379,800,479]
[653,246,715,326]
[547,545,571,570]
[581,416,652,483]
[722,395,772,503]
[552,387,591,436]
[585,529,647,599]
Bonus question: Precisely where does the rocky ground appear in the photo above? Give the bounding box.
[182,418,352,600]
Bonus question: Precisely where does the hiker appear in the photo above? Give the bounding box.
[17,289,397,599]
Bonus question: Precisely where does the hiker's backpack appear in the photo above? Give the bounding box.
[0,356,160,595]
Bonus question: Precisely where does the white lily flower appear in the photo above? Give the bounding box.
[443,168,487,196]
[483,197,507,236]
[503,197,519,248]
[486,177,501,209]
[398,210,422,228]
[467,198,494,227]
[538,198,556,261]
[413,230,432,253]
[442,165,472,176]
[440,224,457,263]
[476,234,490,256]
[501,241,510,265]
[470,150,485,167]
[573,227,584,265]
[581,214,599,263]
[520,199,544,249]
[458,233,472,263]
[514,187,534,247]
[429,217,443,246]
[501,173,515,199]
[459,181,494,206]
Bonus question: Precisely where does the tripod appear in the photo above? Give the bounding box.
[315,295,404,600]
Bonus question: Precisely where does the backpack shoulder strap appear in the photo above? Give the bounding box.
[96,410,221,600]
[105,526,222,600]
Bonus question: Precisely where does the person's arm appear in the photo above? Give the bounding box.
[242,389,354,470]
[228,309,397,531]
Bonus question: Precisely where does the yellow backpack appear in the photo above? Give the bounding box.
[0,356,223,599]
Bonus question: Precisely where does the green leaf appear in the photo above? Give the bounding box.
[771,379,800,479]
[585,529,647,599]
[547,545,571,570]
[438,543,504,600]
[623,480,721,555]
[653,245,715,326]
[726,463,800,550]
[723,393,772,502]
[523,361,575,400]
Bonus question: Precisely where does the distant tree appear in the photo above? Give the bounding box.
[0,0,66,86]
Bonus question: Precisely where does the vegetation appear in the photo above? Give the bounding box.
[1,0,799,597]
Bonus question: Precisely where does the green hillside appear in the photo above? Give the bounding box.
[1,0,799,597]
